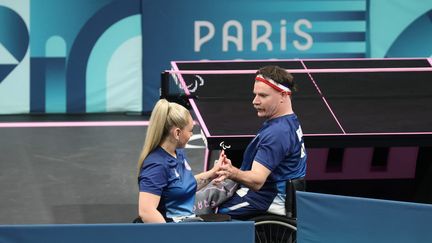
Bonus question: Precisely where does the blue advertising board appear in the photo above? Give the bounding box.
[0,0,431,114]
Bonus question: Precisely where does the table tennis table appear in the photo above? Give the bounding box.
[163,58,432,203]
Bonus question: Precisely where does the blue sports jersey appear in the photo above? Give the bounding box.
[138,147,196,221]
[219,114,307,216]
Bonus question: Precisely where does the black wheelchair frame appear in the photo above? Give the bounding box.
[247,178,305,243]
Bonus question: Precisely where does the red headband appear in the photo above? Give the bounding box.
[255,75,292,94]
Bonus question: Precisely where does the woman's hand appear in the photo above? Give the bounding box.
[195,150,227,190]
[210,150,226,175]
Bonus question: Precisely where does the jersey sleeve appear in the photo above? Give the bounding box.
[254,130,289,171]
[138,162,168,196]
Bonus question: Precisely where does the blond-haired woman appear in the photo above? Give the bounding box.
[137,99,223,223]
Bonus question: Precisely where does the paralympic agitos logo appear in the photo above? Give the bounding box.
[0,6,29,84]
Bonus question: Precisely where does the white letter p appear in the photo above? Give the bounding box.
[194,21,215,52]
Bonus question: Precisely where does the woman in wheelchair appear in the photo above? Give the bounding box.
[137,99,225,223]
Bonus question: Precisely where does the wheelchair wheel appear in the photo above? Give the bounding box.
[251,215,297,243]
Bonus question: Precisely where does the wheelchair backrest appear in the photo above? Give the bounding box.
[285,178,306,218]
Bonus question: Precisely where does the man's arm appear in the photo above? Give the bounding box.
[215,160,271,191]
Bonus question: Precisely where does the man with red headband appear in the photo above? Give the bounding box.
[215,65,307,218]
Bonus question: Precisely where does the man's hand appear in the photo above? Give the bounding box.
[214,156,237,183]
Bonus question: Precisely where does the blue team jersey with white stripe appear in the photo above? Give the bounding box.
[219,113,307,215]
[138,147,196,220]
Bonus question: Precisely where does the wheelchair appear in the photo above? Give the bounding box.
[134,178,305,243]
[244,178,305,243]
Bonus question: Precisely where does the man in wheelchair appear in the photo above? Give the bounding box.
[212,65,307,222]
